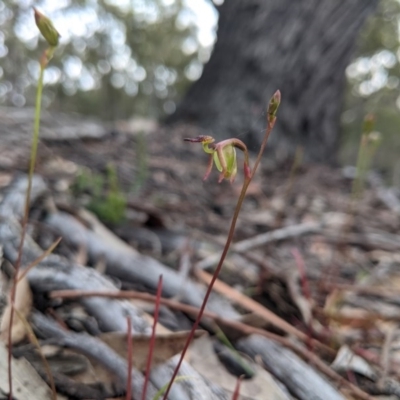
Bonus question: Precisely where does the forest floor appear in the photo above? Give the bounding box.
[1,110,400,399]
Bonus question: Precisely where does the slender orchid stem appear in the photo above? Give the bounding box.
[7,61,46,400]
[7,10,59,400]
[162,92,280,399]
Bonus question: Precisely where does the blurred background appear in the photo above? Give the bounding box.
[0,0,400,179]
[0,0,212,119]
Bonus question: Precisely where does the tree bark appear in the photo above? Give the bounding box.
[170,0,379,163]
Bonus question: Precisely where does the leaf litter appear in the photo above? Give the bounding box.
[0,120,400,398]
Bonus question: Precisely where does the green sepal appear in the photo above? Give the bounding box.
[214,144,237,180]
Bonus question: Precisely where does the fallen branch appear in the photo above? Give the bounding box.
[234,222,321,252]
[322,229,400,252]
[196,222,321,269]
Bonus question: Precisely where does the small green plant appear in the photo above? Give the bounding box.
[73,164,127,224]
[72,167,103,199]
[161,90,281,399]
[89,190,126,225]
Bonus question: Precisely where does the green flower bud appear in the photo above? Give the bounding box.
[34,8,60,47]
[267,90,281,121]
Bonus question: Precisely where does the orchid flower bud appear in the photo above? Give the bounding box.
[34,8,60,47]
[267,90,281,124]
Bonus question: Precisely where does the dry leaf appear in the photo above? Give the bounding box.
[331,345,376,380]
[99,330,205,371]
[0,341,53,399]
[0,276,33,344]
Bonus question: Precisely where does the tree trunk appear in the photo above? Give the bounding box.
[170,0,379,163]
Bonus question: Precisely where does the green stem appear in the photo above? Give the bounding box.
[7,61,46,400]
[27,64,45,213]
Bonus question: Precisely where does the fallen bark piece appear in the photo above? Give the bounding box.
[0,174,47,219]
[0,341,53,400]
[331,345,376,380]
[237,335,345,400]
[196,222,321,270]
[233,222,321,252]
[189,335,291,400]
[150,354,230,400]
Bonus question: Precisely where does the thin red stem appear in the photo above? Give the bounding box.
[126,316,133,400]
[231,376,243,400]
[142,275,163,400]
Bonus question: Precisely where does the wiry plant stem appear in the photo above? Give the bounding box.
[232,376,243,400]
[126,316,133,400]
[7,62,45,400]
[162,95,279,399]
[142,275,163,400]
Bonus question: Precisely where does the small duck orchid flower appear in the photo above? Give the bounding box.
[184,135,251,183]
